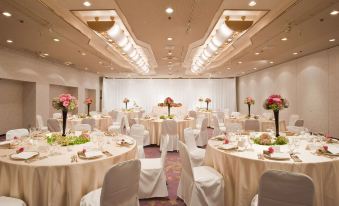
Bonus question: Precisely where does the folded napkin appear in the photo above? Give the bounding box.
[270,152,290,159]
[85,150,103,158]
[327,145,339,154]
[0,141,11,148]
[11,151,38,160]
[218,144,237,150]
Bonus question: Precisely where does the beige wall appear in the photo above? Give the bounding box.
[238,46,339,136]
[0,47,100,134]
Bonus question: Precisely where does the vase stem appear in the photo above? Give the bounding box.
[274,110,280,137]
[207,102,209,110]
[168,105,170,116]
[87,104,90,116]
[62,109,67,136]
[248,104,251,117]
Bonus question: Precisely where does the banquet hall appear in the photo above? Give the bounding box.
[0,0,339,205]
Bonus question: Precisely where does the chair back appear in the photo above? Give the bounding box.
[74,124,91,132]
[288,114,300,126]
[195,114,205,128]
[116,111,124,123]
[200,118,208,133]
[82,118,95,131]
[216,111,225,122]
[258,170,314,206]
[184,128,197,151]
[100,160,141,206]
[188,110,197,119]
[90,131,104,139]
[212,116,222,136]
[295,120,304,127]
[244,119,260,132]
[231,112,240,118]
[108,110,118,121]
[178,141,194,180]
[138,110,145,119]
[160,135,169,166]
[47,119,61,132]
[262,112,272,120]
[6,129,29,141]
[130,124,145,146]
[52,112,62,119]
[163,120,177,136]
[36,115,45,129]
[226,122,242,133]
[224,108,230,116]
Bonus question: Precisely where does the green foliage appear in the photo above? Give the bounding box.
[47,133,90,146]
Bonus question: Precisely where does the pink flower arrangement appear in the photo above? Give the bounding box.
[263,94,289,111]
[244,97,255,105]
[205,98,211,103]
[52,94,78,111]
[198,98,204,102]
[268,146,274,154]
[164,97,174,106]
[16,147,24,154]
[123,98,130,104]
[84,97,93,105]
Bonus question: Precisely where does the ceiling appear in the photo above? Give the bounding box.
[0,0,338,78]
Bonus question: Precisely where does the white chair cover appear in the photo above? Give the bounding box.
[295,119,304,127]
[244,119,260,132]
[36,115,48,131]
[188,111,197,119]
[89,111,98,116]
[225,122,242,133]
[108,115,125,133]
[82,118,96,131]
[52,112,62,119]
[130,124,145,158]
[80,159,141,206]
[288,114,300,126]
[195,114,205,129]
[108,110,117,121]
[47,119,61,132]
[224,108,230,117]
[6,129,29,141]
[231,111,240,118]
[194,118,208,147]
[160,120,178,151]
[262,112,273,120]
[138,135,169,199]
[74,124,91,132]
[251,170,314,206]
[0,196,26,206]
[184,128,205,167]
[90,131,104,139]
[211,116,226,136]
[177,141,224,206]
[215,111,225,126]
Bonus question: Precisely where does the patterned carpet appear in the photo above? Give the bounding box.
[139,146,186,206]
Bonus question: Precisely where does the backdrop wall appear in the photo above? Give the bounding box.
[238,46,339,137]
[103,78,236,113]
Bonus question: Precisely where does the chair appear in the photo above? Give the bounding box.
[195,114,205,129]
[192,118,208,147]
[225,122,243,133]
[74,124,91,132]
[288,114,300,126]
[295,119,304,127]
[262,112,272,120]
[108,115,125,133]
[177,141,224,206]
[215,111,225,127]
[6,129,29,141]
[52,112,62,119]
[0,196,26,206]
[160,120,179,151]
[130,124,146,158]
[36,115,48,131]
[90,131,104,139]
[224,108,230,117]
[231,111,240,118]
[82,118,96,131]
[80,159,141,206]
[108,110,117,121]
[211,116,226,136]
[122,116,131,134]
[244,119,260,132]
[47,119,61,132]
[188,110,197,119]
[89,111,98,116]
[251,170,314,206]
[184,128,205,167]
[138,135,169,199]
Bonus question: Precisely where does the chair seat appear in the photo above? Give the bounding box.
[0,196,26,206]
[80,188,101,206]
[140,158,162,170]
[193,166,223,183]
[190,148,205,167]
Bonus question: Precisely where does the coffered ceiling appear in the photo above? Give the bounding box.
[0,0,338,78]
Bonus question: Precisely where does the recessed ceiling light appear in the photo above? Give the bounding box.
[99,61,103,65]
[238,61,242,64]
[255,52,260,55]
[6,39,13,44]
[241,71,245,74]
[83,1,91,7]
[64,61,72,66]
[168,51,172,55]
[168,61,172,64]
[43,53,49,56]
[269,61,274,64]
[293,52,298,55]
[81,52,86,56]
[110,67,114,70]
[96,72,100,74]
[226,67,231,70]
[227,38,232,42]
[108,39,113,42]
[329,38,336,42]
[53,38,60,42]
[253,68,257,70]
[84,67,88,70]
[167,37,173,41]
[281,37,288,41]
[330,10,339,16]
[2,11,12,17]
[165,7,174,14]
[248,1,257,7]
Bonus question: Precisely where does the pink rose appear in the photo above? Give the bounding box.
[16,147,24,154]
[63,100,70,107]
[268,147,274,154]
[323,145,328,151]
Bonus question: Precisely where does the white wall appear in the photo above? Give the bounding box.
[0,47,100,134]
[103,78,236,113]
[238,46,339,136]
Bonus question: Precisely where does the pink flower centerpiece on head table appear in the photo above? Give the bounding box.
[158,97,182,116]
[263,94,289,137]
[205,98,211,110]
[84,97,93,117]
[52,94,78,136]
[244,97,255,117]
[123,98,130,109]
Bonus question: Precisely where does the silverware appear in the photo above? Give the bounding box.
[71,155,78,163]
[290,153,302,162]
[25,156,48,163]
[102,151,112,157]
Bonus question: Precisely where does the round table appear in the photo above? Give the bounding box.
[224,117,287,132]
[204,136,339,206]
[0,135,136,206]
[138,118,195,145]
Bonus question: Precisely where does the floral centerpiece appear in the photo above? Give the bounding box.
[263,94,289,137]
[253,133,288,145]
[205,98,211,110]
[52,94,78,136]
[47,133,90,146]
[158,97,182,117]
[123,98,130,109]
[198,98,204,102]
[244,97,255,117]
[84,97,93,117]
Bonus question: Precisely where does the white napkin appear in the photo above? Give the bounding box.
[12,151,38,160]
[327,145,339,154]
[218,144,237,150]
[0,140,11,146]
[85,150,103,158]
[270,152,290,159]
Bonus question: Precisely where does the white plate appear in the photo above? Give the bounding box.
[217,144,237,150]
[10,151,39,160]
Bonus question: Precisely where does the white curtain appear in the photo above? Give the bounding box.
[102,78,236,113]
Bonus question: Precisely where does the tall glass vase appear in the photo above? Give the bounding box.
[62,109,68,136]
[206,102,209,110]
[248,104,251,118]
[87,104,90,117]
[273,110,280,137]
[168,105,171,116]
[125,102,128,110]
